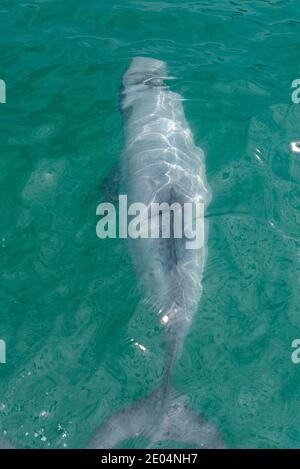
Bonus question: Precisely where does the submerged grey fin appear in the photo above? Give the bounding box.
[88,387,225,449]
[99,163,121,204]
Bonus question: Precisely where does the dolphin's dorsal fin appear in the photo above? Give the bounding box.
[99,163,121,205]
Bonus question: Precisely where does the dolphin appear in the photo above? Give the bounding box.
[89,57,225,449]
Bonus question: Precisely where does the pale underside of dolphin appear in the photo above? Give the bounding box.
[89,57,225,449]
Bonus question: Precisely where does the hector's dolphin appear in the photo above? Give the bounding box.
[89,57,225,449]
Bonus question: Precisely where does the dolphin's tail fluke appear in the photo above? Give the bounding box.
[88,303,226,449]
[88,386,225,449]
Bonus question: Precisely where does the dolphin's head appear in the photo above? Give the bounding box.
[120,57,168,110]
[122,57,167,87]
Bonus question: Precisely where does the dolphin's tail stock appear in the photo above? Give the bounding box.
[88,384,225,449]
[88,305,225,450]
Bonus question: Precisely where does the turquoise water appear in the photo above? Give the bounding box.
[1,0,300,448]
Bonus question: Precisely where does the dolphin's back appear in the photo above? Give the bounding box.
[121,57,211,328]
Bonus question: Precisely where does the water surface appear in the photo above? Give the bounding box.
[1,0,300,448]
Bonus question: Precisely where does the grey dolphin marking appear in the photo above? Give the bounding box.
[89,57,225,449]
